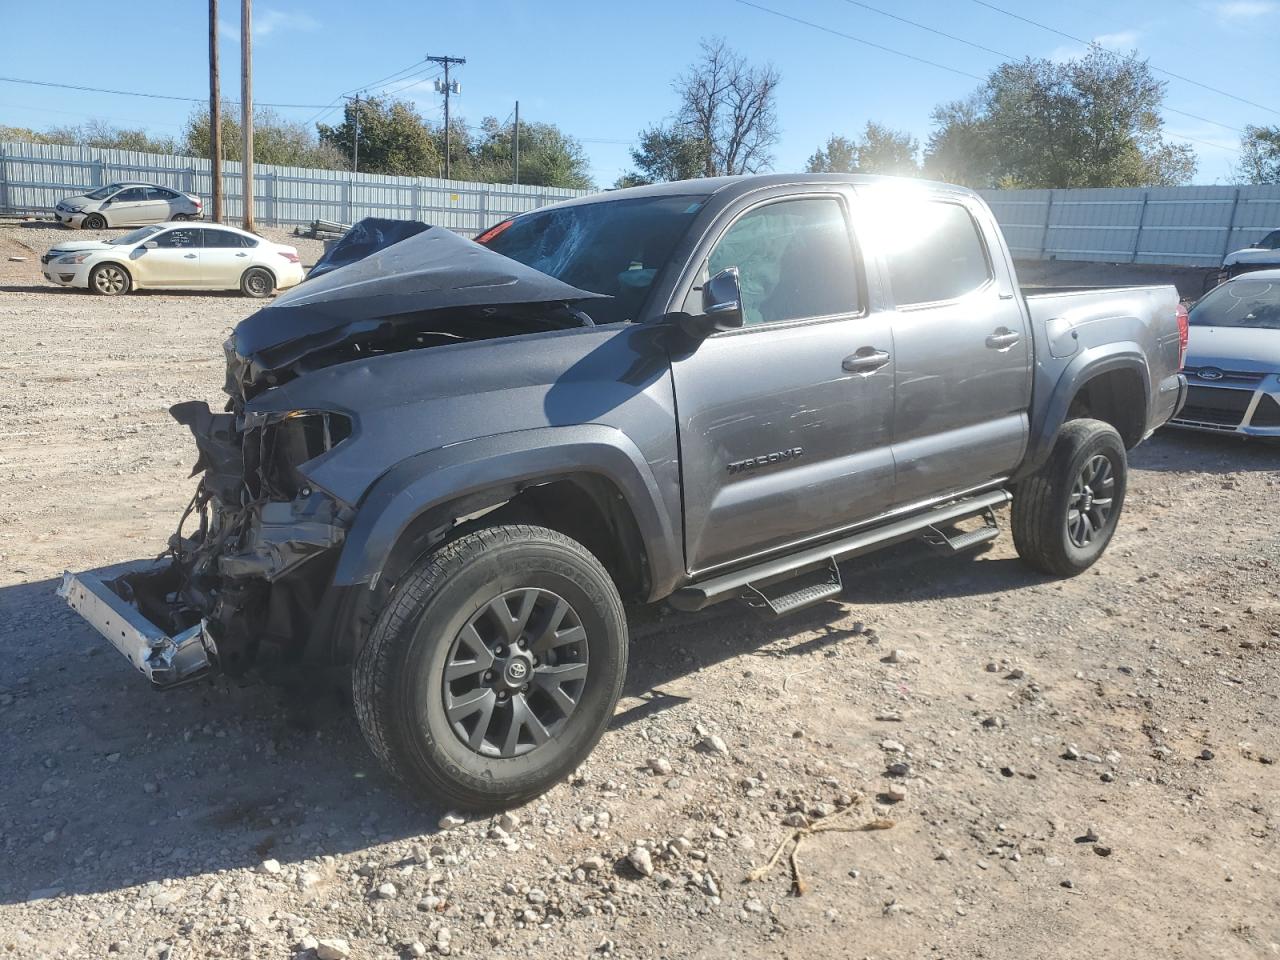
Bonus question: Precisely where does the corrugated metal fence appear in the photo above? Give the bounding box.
[0,140,592,236]
[981,184,1280,267]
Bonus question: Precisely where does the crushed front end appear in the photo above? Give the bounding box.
[60,394,356,688]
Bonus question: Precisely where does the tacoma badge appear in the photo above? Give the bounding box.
[727,447,804,474]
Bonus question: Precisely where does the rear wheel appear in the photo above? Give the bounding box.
[240,266,275,298]
[81,213,107,230]
[1012,418,1127,577]
[172,213,193,222]
[89,263,131,296]
[353,524,627,811]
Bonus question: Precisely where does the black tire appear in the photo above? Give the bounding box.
[354,524,627,811]
[81,213,107,230]
[172,213,192,222]
[1012,418,1127,577]
[240,266,275,298]
[88,262,131,296]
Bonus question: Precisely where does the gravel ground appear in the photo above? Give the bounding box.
[1,224,1278,959]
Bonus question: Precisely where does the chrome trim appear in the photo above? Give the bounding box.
[57,560,213,688]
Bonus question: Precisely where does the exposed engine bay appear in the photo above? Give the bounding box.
[60,222,606,686]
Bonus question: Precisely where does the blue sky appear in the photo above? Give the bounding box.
[0,0,1274,185]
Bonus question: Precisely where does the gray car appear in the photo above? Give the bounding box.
[1172,269,1280,437]
[54,182,203,229]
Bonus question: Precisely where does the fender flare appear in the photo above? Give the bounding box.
[331,422,683,595]
[1016,343,1151,480]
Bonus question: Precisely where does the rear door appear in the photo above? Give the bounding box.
[201,228,257,287]
[862,190,1031,504]
[146,186,184,222]
[669,189,897,574]
[134,227,203,287]
[102,186,150,226]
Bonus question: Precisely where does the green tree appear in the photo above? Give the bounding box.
[617,124,708,187]
[807,124,919,176]
[0,125,55,143]
[924,47,1196,188]
[318,96,440,176]
[184,103,343,168]
[1238,124,1280,184]
[465,116,594,189]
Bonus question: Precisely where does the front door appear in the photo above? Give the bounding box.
[102,186,150,226]
[670,193,897,574]
[863,192,1032,504]
[132,226,202,287]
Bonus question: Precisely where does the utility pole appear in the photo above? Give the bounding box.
[426,54,465,180]
[513,100,519,185]
[208,0,223,223]
[240,0,255,232]
[343,93,361,224]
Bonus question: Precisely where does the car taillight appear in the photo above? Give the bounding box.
[278,251,301,263]
[1176,302,1189,369]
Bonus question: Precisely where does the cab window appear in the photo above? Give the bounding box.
[153,228,200,248]
[880,200,992,306]
[705,197,860,326]
[204,229,256,249]
[113,187,148,202]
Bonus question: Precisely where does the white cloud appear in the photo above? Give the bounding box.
[1214,0,1277,20]
[218,8,320,42]
[1092,30,1141,50]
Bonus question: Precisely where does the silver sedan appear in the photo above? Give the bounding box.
[1171,269,1280,438]
[53,182,203,229]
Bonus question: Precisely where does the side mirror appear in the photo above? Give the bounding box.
[702,267,744,330]
[143,240,158,249]
[669,267,745,339]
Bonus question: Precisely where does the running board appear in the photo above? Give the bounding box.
[744,558,843,616]
[920,506,1000,554]
[669,490,1011,613]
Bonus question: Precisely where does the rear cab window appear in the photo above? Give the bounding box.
[868,194,993,307]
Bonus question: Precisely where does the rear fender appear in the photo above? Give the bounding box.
[1016,343,1150,480]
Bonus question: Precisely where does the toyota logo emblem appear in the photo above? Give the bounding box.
[1197,367,1224,381]
[507,660,528,680]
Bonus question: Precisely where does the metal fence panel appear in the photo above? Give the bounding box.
[0,140,593,235]
[980,183,1280,267]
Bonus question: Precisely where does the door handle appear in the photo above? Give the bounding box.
[183,253,197,259]
[236,252,248,257]
[842,348,891,374]
[985,329,1020,349]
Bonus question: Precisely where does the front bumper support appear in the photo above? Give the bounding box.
[58,560,214,688]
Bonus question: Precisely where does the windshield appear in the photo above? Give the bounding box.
[477,194,708,325]
[109,225,165,246]
[85,184,123,201]
[1190,277,1280,330]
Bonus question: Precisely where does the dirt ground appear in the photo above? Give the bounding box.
[1,223,1278,960]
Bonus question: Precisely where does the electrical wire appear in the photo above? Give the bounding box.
[732,0,984,80]
[833,0,1246,136]
[968,0,1280,118]
[0,75,331,109]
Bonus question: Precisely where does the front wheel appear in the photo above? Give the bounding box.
[353,524,627,811]
[81,213,107,230]
[88,262,131,296]
[1012,419,1127,577]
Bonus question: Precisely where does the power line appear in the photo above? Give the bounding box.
[0,74,331,109]
[968,0,1280,118]
[736,0,1240,155]
[732,0,984,80]
[834,0,1244,138]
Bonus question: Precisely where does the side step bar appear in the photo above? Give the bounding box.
[921,506,1000,554]
[669,489,1010,613]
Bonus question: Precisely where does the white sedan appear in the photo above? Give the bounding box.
[40,223,305,297]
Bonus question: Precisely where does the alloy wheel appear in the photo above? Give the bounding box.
[442,588,589,758]
[1066,454,1115,547]
[93,266,127,294]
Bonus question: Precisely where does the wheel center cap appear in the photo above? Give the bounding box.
[503,656,531,687]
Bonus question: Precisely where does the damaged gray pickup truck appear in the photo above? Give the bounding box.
[61,174,1189,810]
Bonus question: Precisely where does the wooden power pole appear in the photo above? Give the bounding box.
[513,100,519,185]
[208,0,223,223]
[426,54,465,180]
[240,0,255,232]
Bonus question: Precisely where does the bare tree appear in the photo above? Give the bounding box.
[675,38,780,177]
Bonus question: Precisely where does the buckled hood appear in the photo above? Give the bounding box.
[228,224,607,394]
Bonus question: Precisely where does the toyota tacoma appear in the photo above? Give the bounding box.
[60,174,1189,810]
